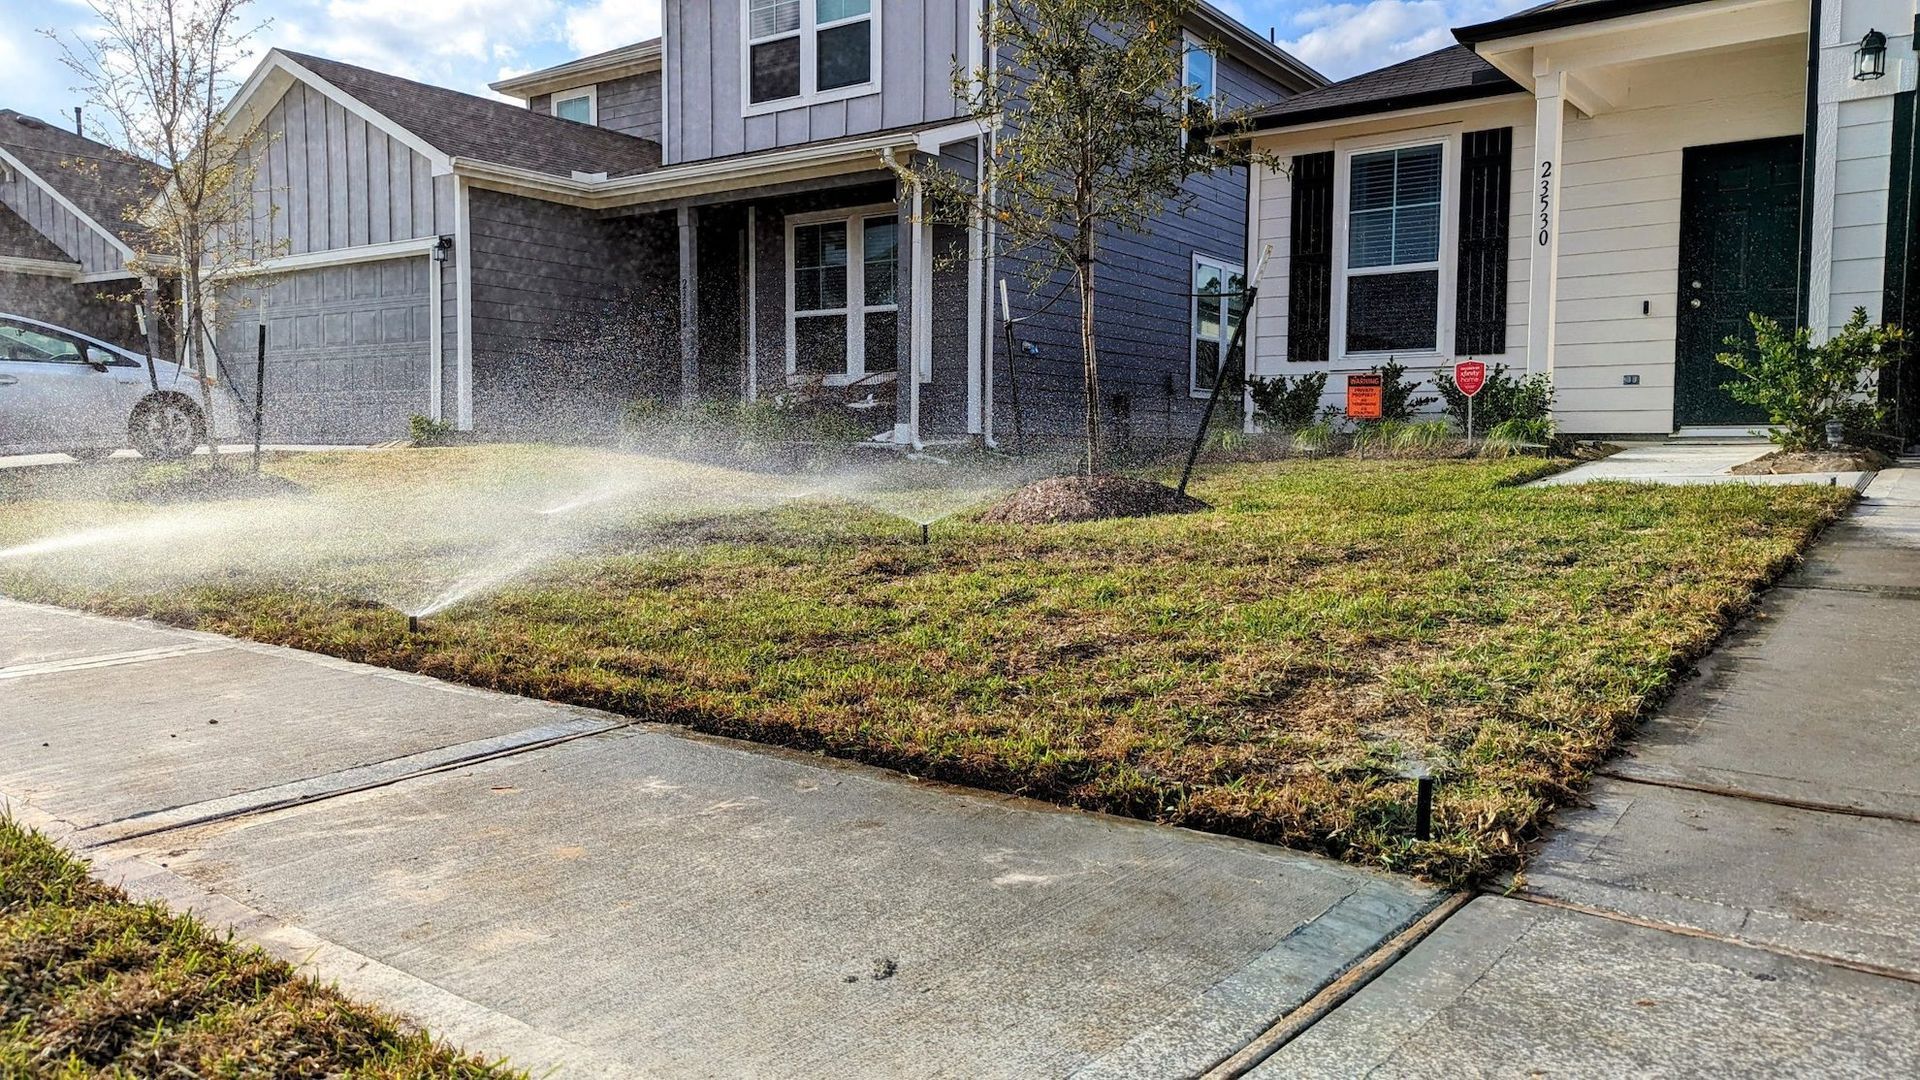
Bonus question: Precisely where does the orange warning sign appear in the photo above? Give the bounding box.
[1346,373,1384,420]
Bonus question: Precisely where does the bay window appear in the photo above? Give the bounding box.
[1343,142,1443,355]
[1191,256,1244,395]
[747,0,877,110]
[789,207,899,382]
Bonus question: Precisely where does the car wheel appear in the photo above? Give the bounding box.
[130,395,204,461]
[64,448,116,464]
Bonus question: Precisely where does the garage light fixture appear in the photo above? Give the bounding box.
[1854,29,1888,81]
[432,235,454,263]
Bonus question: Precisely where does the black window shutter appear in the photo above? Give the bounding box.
[1287,151,1334,363]
[1454,128,1512,355]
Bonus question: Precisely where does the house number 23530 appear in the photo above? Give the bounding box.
[1536,161,1553,247]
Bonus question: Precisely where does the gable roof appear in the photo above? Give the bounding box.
[0,201,79,265]
[0,110,160,244]
[1246,46,1523,131]
[277,51,662,179]
[1454,0,1708,43]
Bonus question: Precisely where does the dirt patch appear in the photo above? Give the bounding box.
[979,475,1208,524]
[1729,448,1892,475]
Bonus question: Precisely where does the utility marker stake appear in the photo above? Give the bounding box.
[1415,776,1434,841]
[407,614,420,635]
[920,523,930,545]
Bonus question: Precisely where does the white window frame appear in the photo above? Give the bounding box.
[1331,125,1459,364]
[1190,252,1244,397]
[785,202,900,386]
[550,86,597,125]
[1182,33,1222,147]
[742,0,883,117]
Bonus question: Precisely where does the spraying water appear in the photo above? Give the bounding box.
[0,442,1069,624]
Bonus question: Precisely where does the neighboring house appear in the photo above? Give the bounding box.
[205,1,1321,446]
[1241,0,1920,440]
[0,110,158,356]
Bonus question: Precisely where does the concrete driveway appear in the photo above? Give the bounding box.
[0,598,1437,1079]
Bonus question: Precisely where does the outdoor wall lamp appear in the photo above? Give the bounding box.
[432,234,454,263]
[1854,29,1888,81]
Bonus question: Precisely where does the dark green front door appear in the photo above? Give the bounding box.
[1674,135,1803,428]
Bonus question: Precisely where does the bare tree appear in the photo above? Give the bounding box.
[49,0,272,460]
[898,0,1270,474]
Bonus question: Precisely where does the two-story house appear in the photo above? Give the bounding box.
[189,1,1319,445]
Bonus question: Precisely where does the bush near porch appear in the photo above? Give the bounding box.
[0,447,1851,884]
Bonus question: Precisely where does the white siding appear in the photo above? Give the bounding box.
[1552,41,1805,434]
[1248,41,1807,436]
[1247,99,1533,416]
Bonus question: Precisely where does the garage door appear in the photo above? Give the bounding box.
[220,257,432,444]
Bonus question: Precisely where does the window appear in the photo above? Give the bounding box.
[1191,256,1245,394]
[0,321,84,363]
[747,0,877,110]
[1183,37,1220,147]
[551,87,595,125]
[1343,142,1443,354]
[789,207,899,382]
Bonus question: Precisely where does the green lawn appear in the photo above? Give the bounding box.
[0,445,1853,883]
[0,819,519,1077]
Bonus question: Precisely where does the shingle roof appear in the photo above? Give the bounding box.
[280,51,662,179]
[0,110,160,242]
[1246,46,1522,131]
[0,201,78,263]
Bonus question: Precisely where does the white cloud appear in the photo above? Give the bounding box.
[1260,0,1533,81]
[563,0,662,56]
[274,0,558,86]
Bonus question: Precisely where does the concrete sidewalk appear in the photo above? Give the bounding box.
[1532,440,1877,489]
[0,599,1436,1079]
[1251,465,1920,1076]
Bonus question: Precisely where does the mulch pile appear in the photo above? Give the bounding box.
[979,475,1209,524]
[1729,448,1893,475]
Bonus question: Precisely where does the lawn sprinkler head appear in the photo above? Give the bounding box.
[920,522,930,545]
[407,613,420,635]
[1399,761,1434,841]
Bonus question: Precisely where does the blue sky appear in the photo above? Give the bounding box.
[4,0,1536,134]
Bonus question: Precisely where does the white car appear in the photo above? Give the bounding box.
[0,312,241,461]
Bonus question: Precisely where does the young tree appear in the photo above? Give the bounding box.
[899,0,1269,474]
[49,0,271,459]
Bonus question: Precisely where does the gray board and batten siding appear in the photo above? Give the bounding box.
[0,172,124,275]
[662,0,974,165]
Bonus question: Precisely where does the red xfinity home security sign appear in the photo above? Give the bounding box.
[1454,360,1487,398]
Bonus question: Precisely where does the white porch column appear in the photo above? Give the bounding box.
[1527,68,1567,376]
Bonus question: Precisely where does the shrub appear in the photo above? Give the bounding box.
[1433,364,1554,433]
[1246,371,1328,433]
[409,415,456,447]
[1372,358,1438,421]
[1716,307,1904,451]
